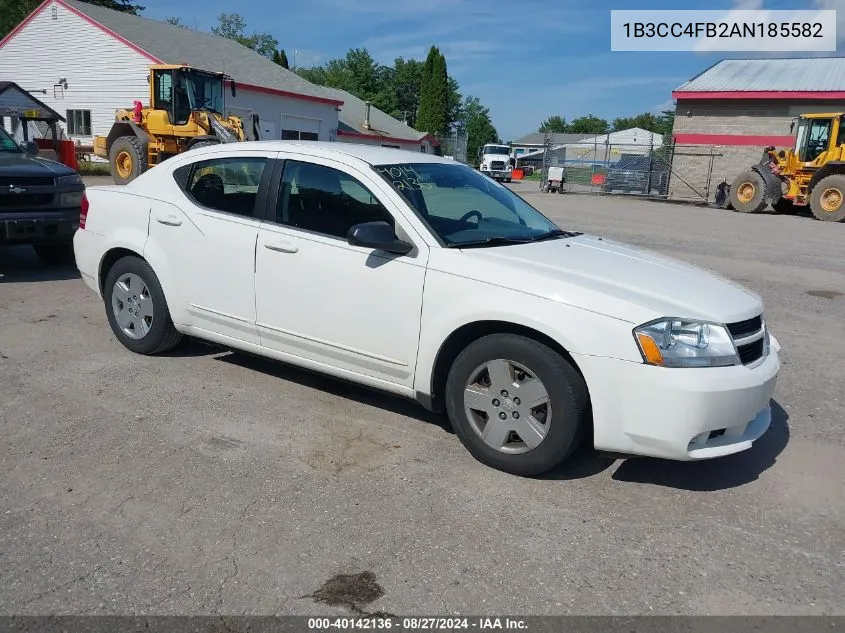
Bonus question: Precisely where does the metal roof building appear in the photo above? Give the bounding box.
[0,0,344,146]
[668,57,845,202]
[320,86,439,153]
[674,57,845,96]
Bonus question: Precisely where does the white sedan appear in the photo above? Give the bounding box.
[73,142,781,476]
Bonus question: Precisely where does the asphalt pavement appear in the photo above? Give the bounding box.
[1,186,843,616]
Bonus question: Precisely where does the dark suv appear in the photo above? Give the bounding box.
[0,126,84,263]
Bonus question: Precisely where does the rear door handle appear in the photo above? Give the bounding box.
[264,240,298,254]
[155,213,182,226]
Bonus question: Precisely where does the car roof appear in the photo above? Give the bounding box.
[183,140,459,166]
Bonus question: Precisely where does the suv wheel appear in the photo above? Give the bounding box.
[444,334,589,476]
[103,256,182,355]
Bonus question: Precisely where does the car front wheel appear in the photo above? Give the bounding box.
[444,334,589,476]
[103,256,182,355]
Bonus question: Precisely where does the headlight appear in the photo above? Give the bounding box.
[57,174,83,186]
[59,191,84,207]
[482,164,488,170]
[634,318,738,368]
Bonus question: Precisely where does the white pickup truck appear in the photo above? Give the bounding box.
[479,143,513,183]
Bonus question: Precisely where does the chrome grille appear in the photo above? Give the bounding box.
[726,314,766,365]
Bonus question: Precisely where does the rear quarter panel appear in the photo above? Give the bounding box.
[82,187,152,288]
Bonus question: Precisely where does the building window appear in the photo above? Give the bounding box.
[66,110,91,136]
[282,129,319,141]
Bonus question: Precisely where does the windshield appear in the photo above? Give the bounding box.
[0,127,21,153]
[483,145,510,155]
[373,162,565,247]
[184,71,224,112]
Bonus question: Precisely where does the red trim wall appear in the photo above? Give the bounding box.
[1,0,345,108]
[337,129,439,146]
[225,80,343,107]
[0,0,51,49]
[673,90,845,100]
[674,133,795,146]
[58,0,162,62]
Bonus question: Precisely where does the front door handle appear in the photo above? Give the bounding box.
[264,240,298,253]
[155,213,182,226]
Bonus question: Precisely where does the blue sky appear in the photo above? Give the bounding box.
[140,0,843,141]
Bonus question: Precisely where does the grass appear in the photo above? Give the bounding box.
[76,160,110,176]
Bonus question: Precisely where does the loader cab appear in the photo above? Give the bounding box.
[150,65,232,127]
[793,114,841,163]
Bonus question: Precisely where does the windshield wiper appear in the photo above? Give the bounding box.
[449,236,533,249]
[527,229,582,242]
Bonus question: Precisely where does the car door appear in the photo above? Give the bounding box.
[146,151,274,345]
[254,156,429,390]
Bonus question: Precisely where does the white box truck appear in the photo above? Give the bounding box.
[478,143,513,183]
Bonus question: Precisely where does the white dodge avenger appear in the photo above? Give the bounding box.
[74,142,781,476]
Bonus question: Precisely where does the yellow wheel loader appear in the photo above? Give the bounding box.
[730,112,845,222]
[94,64,252,185]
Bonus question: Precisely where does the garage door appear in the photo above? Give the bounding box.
[281,115,321,141]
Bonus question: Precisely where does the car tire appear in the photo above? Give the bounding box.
[810,174,845,222]
[729,170,768,213]
[109,136,147,185]
[444,333,589,477]
[33,242,74,265]
[103,256,182,355]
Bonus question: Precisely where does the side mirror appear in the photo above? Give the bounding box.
[231,81,237,98]
[21,141,39,155]
[347,221,413,255]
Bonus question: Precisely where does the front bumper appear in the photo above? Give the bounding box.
[1,208,80,245]
[571,335,781,460]
[481,170,511,180]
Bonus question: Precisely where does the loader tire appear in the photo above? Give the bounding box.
[810,174,845,222]
[109,136,147,185]
[729,170,767,214]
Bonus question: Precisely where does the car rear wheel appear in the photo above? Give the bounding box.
[444,334,589,476]
[103,256,182,355]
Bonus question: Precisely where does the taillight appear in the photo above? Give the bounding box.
[79,192,89,229]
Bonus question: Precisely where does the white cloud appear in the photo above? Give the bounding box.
[733,0,763,8]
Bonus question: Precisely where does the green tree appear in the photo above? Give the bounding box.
[81,0,144,12]
[538,115,568,133]
[211,13,279,58]
[446,76,462,134]
[462,95,499,163]
[417,46,449,137]
[568,114,609,135]
[611,112,661,133]
[390,57,423,127]
[273,49,290,69]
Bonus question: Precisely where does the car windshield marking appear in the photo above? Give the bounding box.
[373,162,572,248]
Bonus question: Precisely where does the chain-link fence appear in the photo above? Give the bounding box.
[530,139,722,204]
[435,130,469,164]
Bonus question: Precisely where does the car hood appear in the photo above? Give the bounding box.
[0,152,76,176]
[447,234,762,325]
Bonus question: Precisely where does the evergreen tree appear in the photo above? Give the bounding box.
[273,49,290,69]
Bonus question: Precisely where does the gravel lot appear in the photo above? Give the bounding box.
[1,183,843,617]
